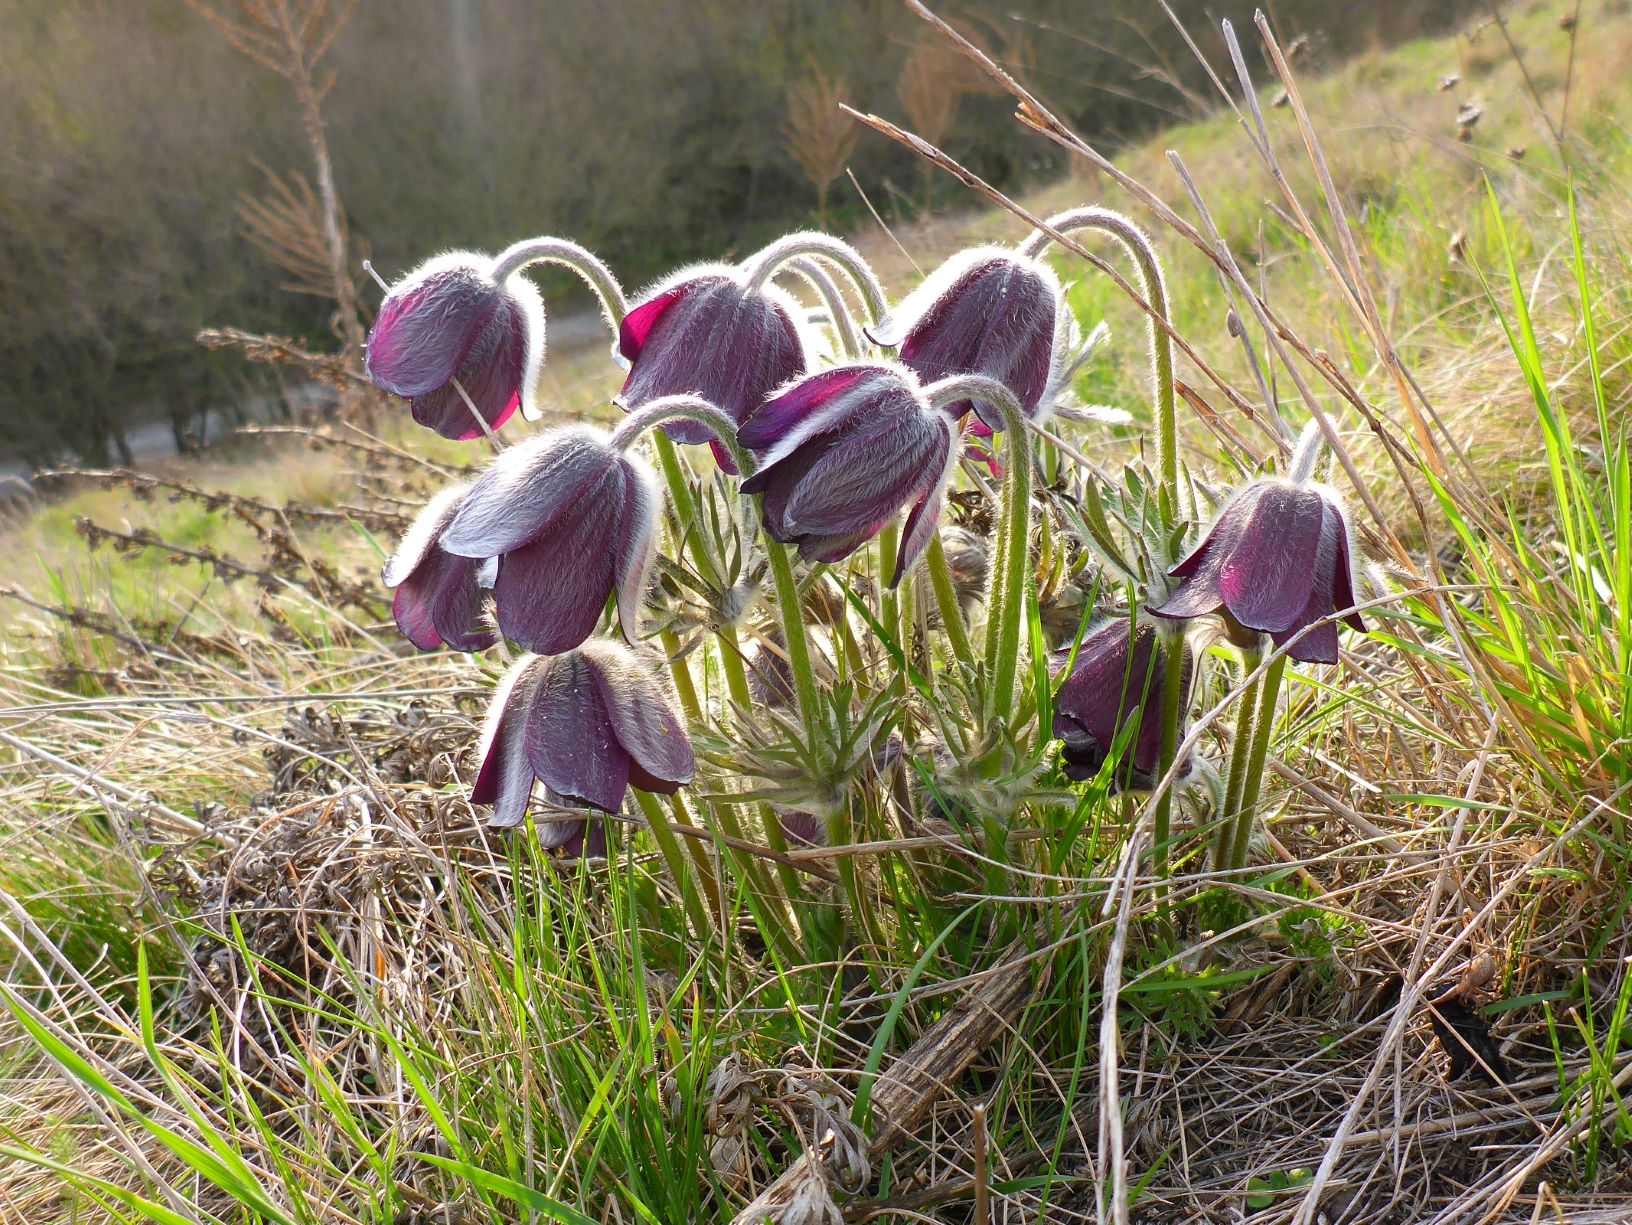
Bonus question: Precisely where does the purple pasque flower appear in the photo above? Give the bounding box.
[365,251,544,441]
[471,641,694,851]
[615,264,809,472]
[738,363,959,587]
[1053,619,1191,790]
[438,424,659,655]
[382,484,498,652]
[1152,479,1365,664]
[869,246,1069,432]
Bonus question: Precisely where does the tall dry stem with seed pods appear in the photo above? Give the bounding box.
[783,58,859,227]
[189,0,365,361]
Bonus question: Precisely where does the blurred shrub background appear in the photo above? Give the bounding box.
[0,0,1472,466]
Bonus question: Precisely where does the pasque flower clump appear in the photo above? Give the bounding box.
[366,211,1368,915]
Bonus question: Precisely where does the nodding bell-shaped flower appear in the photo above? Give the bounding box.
[437,424,660,655]
[1152,479,1364,664]
[869,247,1069,432]
[382,485,498,652]
[365,252,544,441]
[615,265,808,472]
[472,642,695,850]
[738,364,959,586]
[1053,620,1192,791]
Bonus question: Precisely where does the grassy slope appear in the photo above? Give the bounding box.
[5,2,1632,1222]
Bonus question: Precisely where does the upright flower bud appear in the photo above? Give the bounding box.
[615,265,808,471]
[869,247,1069,432]
[365,252,544,440]
[1053,620,1192,791]
[381,484,497,652]
[438,425,660,655]
[472,643,695,850]
[738,364,959,586]
[1153,479,1365,664]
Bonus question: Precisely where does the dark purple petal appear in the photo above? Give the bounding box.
[738,366,876,452]
[612,456,661,643]
[1053,622,1185,784]
[1218,484,1325,633]
[382,485,465,589]
[780,415,943,538]
[585,642,694,794]
[441,426,617,559]
[525,653,631,813]
[410,295,530,440]
[1170,484,1263,581]
[551,816,607,860]
[1269,499,1344,663]
[392,549,494,652]
[745,429,841,530]
[1326,498,1366,631]
[618,283,697,364]
[366,258,499,399]
[707,439,738,474]
[489,465,623,655]
[472,659,541,828]
[778,810,823,848]
[617,275,807,443]
[885,251,1063,430]
[392,583,443,651]
[894,427,953,590]
[798,523,891,565]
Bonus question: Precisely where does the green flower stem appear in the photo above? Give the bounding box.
[610,397,755,479]
[981,472,1013,668]
[715,624,805,912]
[1216,647,1264,875]
[636,789,714,940]
[926,533,976,670]
[490,237,628,329]
[661,628,702,725]
[667,794,723,915]
[877,522,906,689]
[926,379,1033,721]
[1228,652,1287,872]
[1151,624,1188,887]
[786,256,865,360]
[742,232,889,325]
[763,539,823,746]
[1019,208,1178,519]
[649,431,795,941]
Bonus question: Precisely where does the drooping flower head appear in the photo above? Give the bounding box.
[438,425,659,655]
[738,363,959,586]
[365,252,545,441]
[1152,479,1364,664]
[381,484,497,652]
[472,642,695,852]
[615,264,809,472]
[1053,619,1192,791]
[869,247,1070,432]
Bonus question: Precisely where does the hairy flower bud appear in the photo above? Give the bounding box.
[869,247,1070,431]
[1053,620,1191,791]
[1153,479,1365,663]
[381,484,497,652]
[738,363,958,586]
[615,265,808,472]
[472,642,695,848]
[365,252,545,440]
[439,425,659,654]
